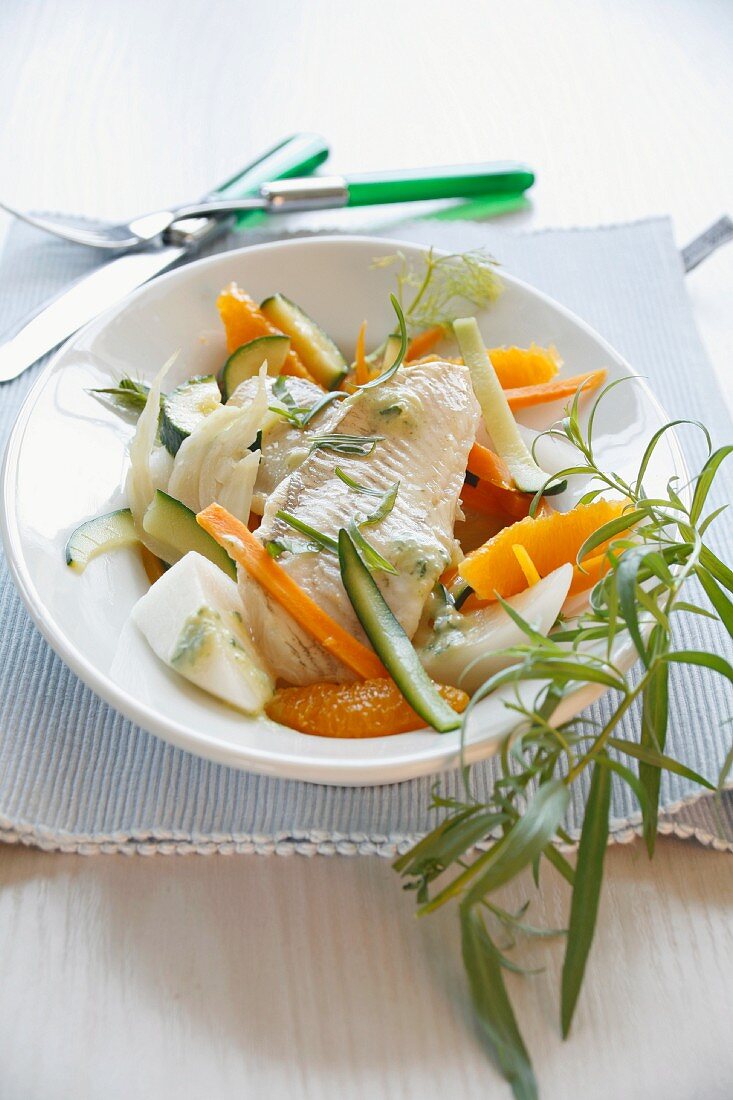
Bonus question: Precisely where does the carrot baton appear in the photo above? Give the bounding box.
[406,325,445,362]
[467,442,514,490]
[505,369,607,411]
[353,319,371,385]
[197,503,387,680]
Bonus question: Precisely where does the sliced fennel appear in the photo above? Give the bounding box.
[126,353,176,559]
[131,552,272,714]
[168,365,268,520]
[454,317,560,495]
[416,564,572,694]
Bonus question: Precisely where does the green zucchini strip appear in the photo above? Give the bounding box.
[338,528,461,733]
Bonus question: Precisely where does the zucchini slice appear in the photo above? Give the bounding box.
[338,529,461,733]
[220,334,291,401]
[261,293,347,389]
[142,491,236,579]
[381,333,403,373]
[66,508,139,572]
[454,317,562,496]
[160,375,221,457]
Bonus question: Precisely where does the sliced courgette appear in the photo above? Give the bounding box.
[381,333,403,373]
[160,375,221,457]
[338,529,461,733]
[454,317,563,496]
[260,293,347,389]
[65,508,139,572]
[142,491,236,579]
[220,334,291,401]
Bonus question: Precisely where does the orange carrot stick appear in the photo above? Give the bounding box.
[406,325,444,362]
[467,443,514,490]
[197,504,387,680]
[140,545,166,585]
[505,369,607,411]
[354,320,370,385]
[460,481,536,522]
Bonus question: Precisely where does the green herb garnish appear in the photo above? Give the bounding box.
[334,466,400,526]
[395,384,733,1099]
[269,377,347,430]
[265,536,320,558]
[357,294,408,391]
[309,434,383,457]
[90,377,152,419]
[347,520,398,575]
[274,511,339,554]
[372,247,502,334]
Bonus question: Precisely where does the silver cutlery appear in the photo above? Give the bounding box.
[0,132,330,383]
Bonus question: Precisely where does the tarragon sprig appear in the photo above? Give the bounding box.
[395,382,733,1100]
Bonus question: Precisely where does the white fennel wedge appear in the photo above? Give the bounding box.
[131,552,273,714]
[416,564,572,694]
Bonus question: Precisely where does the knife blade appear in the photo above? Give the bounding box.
[0,133,329,383]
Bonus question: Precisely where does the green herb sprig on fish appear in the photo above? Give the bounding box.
[392,384,733,1100]
[275,469,400,576]
[268,376,347,429]
[308,434,383,457]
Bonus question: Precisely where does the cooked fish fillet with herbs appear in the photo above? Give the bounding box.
[240,360,481,685]
[228,374,340,514]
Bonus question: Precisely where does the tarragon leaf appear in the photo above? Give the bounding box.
[561,760,611,1037]
[460,908,538,1100]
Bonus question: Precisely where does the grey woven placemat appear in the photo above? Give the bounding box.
[0,215,731,855]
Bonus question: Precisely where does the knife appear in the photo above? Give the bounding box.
[0,133,329,383]
[144,160,535,221]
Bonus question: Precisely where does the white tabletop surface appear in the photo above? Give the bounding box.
[0,2,731,1098]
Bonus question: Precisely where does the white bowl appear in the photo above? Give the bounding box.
[1,236,684,785]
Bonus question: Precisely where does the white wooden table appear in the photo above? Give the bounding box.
[0,2,731,1097]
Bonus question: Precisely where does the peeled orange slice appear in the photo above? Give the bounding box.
[488,344,562,388]
[267,678,468,738]
[459,499,627,600]
[216,283,313,381]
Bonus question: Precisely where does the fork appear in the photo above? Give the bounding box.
[0,161,535,252]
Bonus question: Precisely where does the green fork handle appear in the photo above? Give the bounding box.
[344,161,534,207]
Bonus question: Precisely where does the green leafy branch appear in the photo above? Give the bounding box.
[395,382,733,1100]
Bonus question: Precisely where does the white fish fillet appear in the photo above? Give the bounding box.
[239,361,480,685]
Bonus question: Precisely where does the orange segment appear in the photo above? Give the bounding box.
[488,345,562,388]
[216,283,315,382]
[267,678,468,738]
[459,499,627,600]
[569,550,613,595]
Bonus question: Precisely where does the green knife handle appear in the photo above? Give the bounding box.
[211,133,330,200]
[166,133,329,241]
[344,161,534,207]
[214,133,329,230]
